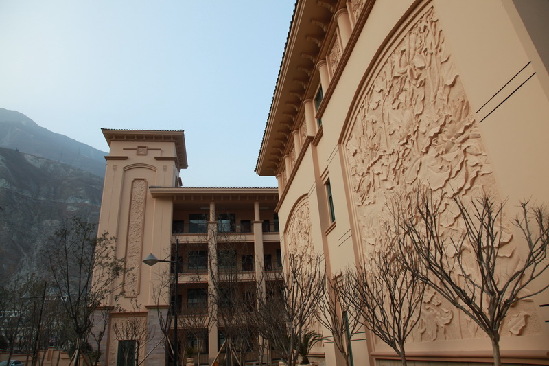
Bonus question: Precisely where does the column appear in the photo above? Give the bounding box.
[293,130,301,157]
[253,201,267,366]
[284,155,292,180]
[276,174,285,196]
[303,99,317,137]
[253,201,265,287]
[317,60,330,92]
[207,201,219,364]
[336,9,352,48]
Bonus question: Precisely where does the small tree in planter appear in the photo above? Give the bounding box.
[296,331,322,365]
[184,345,196,365]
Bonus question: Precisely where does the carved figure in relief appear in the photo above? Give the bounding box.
[416,287,455,342]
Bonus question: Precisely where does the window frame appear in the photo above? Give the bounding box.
[325,179,336,223]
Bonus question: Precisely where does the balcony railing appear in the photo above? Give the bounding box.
[172,221,279,234]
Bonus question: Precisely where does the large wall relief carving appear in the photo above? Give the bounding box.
[284,195,313,253]
[342,5,537,342]
[124,179,147,297]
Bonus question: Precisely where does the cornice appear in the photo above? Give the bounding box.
[102,128,188,170]
[318,0,376,120]
[256,0,340,176]
[257,0,376,177]
[275,136,313,212]
[150,186,279,203]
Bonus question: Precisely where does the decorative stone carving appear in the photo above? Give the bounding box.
[137,146,148,156]
[349,0,366,23]
[284,195,312,252]
[342,6,538,342]
[328,33,342,77]
[299,119,307,144]
[417,288,456,342]
[124,179,147,297]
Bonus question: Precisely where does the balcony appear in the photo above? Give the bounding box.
[172,220,279,235]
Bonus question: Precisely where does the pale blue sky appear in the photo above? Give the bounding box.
[0,1,294,186]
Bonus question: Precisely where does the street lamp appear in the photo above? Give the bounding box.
[143,239,180,366]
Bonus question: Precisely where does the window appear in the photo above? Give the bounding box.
[276,249,282,269]
[187,332,208,353]
[314,85,324,126]
[188,250,207,271]
[274,213,279,232]
[240,220,251,233]
[117,340,137,366]
[264,254,272,271]
[326,179,336,223]
[170,254,183,274]
[189,214,208,233]
[217,213,235,232]
[242,254,254,271]
[262,220,270,233]
[172,220,184,234]
[218,330,226,351]
[171,294,182,314]
[218,249,237,269]
[187,288,208,308]
[219,288,234,308]
[243,290,256,312]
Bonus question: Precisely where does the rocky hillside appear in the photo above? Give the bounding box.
[0,108,106,177]
[0,147,103,278]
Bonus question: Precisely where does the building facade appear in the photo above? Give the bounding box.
[256,0,549,365]
[94,129,280,366]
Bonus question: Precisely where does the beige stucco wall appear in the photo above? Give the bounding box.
[272,0,549,364]
[98,140,178,311]
[96,137,180,366]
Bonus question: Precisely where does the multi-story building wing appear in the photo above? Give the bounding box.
[94,129,280,366]
[256,1,549,365]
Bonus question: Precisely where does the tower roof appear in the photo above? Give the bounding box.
[102,128,188,169]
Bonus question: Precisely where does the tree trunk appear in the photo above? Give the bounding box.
[491,337,501,366]
[399,352,407,366]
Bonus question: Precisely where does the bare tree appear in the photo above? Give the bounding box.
[0,274,36,365]
[209,238,258,366]
[150,238,215,366]
[315,276,361,366]
[112,300,153,366]
[42,217,126,366]
[150,265,175,365]
[254,251,325,366]
[396,191,549,366]
[340,245,424,366]
[89,306,113,366]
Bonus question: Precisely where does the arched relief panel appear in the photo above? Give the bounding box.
[123,178,147,297]
[340,2,538,342]
[124,163,157,172]
[283,194,313,254]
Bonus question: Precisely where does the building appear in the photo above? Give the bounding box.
[256,0,549,365]
[94,129,280,366]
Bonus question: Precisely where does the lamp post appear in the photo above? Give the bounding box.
[143,239,180,366]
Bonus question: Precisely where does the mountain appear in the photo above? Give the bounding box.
[0,108,107,177]
[0,147,104,278]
